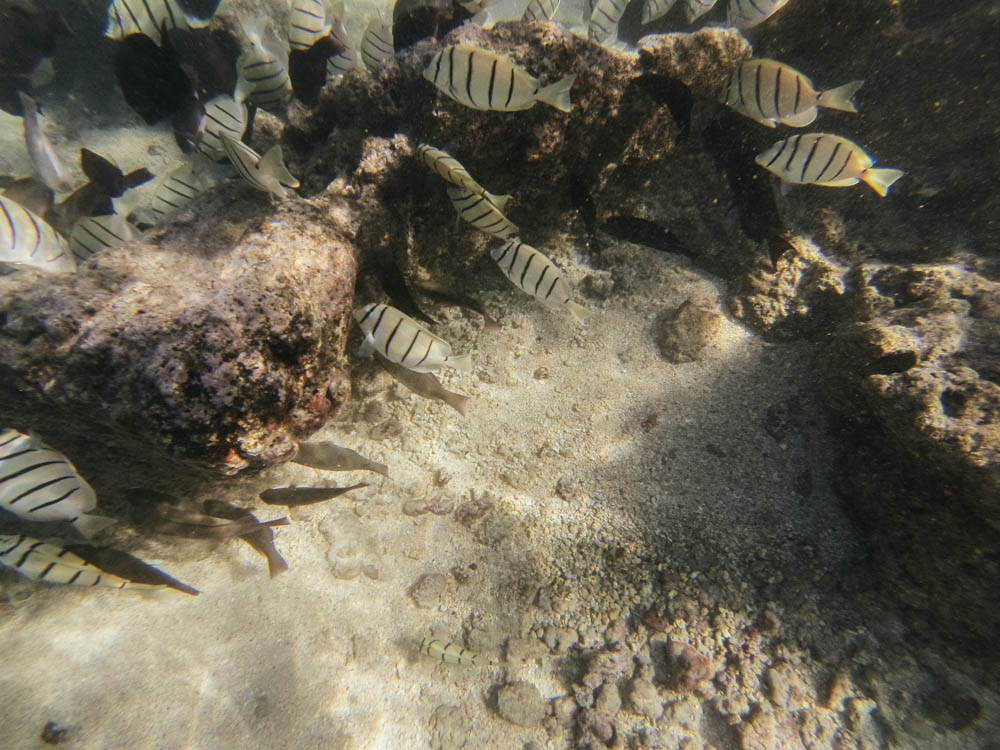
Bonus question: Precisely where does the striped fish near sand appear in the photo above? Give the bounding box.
[417,144,512,211]
[360,20,394,70]
[721,59,863,128]
[755,133,904,196]
[589,0,628,44]
[727,0,790,29]
[237,16,292,111]
[685,0,718,22]
[148,164,211,219]
[0,535,163,590]
[326,5,358,83]
[196,95,249,160]
[354,303,473,374]
[641,0,676,25]
[220,134,299,199]
[69,213,137,261]
[104,0,213,44]
[0,429,114,537]
[490,238,589,323]
[447,186,518,239]
[0,195,75,273]
[424,45,575,113]
[522,0,561,23]
[289,0,332,50]
[420,637,485,666]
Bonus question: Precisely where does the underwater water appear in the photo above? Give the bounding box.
[1,0,998,747]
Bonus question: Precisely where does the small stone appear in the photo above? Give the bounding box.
[628,678,663,721]
[455,491,495,526]
[497,681,547,727]
[40,721,69,745]
[533,366,551,380]
[668,641,712,692]
[657,298,723,363]
[410,573,450,608]
[543,626,577,653]
[450,565,470,584]
[552,696,577,727]
[595,682,622,716]
[584,270,615,299]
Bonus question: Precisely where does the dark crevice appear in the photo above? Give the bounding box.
[601,216,687,257]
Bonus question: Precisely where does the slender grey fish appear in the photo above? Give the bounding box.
[259,482,368,506]
[203,499,288,578]
[379,359,469,416]
[127,488,290,539]
[293,441,390,477]
[18,92,72,193]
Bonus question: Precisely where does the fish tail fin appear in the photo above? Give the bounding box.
[472,8,496,28]
[262,517,291,528]
[259,145,300,189]
[73,513,118,538]
[818,80,864,113]
[863,167,905,197]
[486,192,513,211]
[448,353,474,372]
[443,390,469,416]
[266,552,290,578]
[239,14,269,44]
[537,75,576,113]
[566,300,591,325]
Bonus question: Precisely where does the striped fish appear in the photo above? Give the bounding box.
[353,303,473,374]
[0,535,163,591]
[220,135,300,199]
[685,0,718,22]
[721,59,862,128]
[522,0,561,23]
[148,164,210,219]
[755,133,904,197]
[69,214,137,261]
[237,17,292,111]
[727,0,790,29]
[0,429,115,537]
[104,0,212,45]
[416,144,511,211]
[289,0,332,51]
[360,20,394,71]
[589,0,628,44]
[18,92,73,194]
[325,7,357,83]
[447,186,518,239]
[196,96,249,160]
[641,0,676,24]
[490,238,589,323]
[420,637,485,666]
[423,45,576,113]
[0,195,75,273]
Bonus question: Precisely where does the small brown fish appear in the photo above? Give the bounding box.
[259,482,368,507]
[203,499,288,578]
[126,487,290,539]
[413,280,501,330]
[294,441,390,477]
[0,176,53,216]
[379,359,469,416]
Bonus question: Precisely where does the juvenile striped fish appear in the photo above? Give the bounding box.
[727,0,790,29]
[289,0,332,51]
[196,96,249,160]
[721,59,862,128]
[69,213,137,261]
[293,442,390,477]
[447,186,518,239]
[685,0,718,22]
[589,0,628,44]
[641,0,676,24]
[354,302,473,373]
[237,16,292,111]
[0,430,114,537]
[220,134,300,199]
[148,163,211,219]
[419,637,485,666]
[416,144,511,211]
[104,0,212,44]
[491,238,589,323]
[360,20,394,70]
[522,0,561,22]
[424,45,576,113]
[0,195,75,273]
[755,133,904,197]
[260,482,368,507]
[18,92,73,193]
[0,535,164,591]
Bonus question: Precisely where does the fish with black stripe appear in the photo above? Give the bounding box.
[104,0,213,45]
[447,186,518,239]
[360,19,394,70]
[196,94,249,160]
[419,637,486,666]
[755,133,904,197]
[640,0,676,25]
[522,0,561,23]
[720,59,862,128]
[727,0,790,29]
[0,535,164,591]
[354,302,473,373]
[490,238,589,323]
[588,0,628,44]
[147,162,213,219]
[325,3,357,83]
[237,16,292,111]
[0,429,115,537]
[69,213,137,261]
[685,0,718,22]
[0,195,75,273]
[289,0,332,51]
[416,144,511,211]
[219,134,299,199]
[423,44,575,113]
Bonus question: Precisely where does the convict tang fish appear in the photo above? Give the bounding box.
[220,134,299,199]
[0,535,164,590]
[727,0,790,29]
[491,238,589,323]
[354,302,473,373]
[447,186,518,239]
[417,144,511,211]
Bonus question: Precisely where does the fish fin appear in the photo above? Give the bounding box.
[442,390,469,416]
[566,301,590,324]
[818,80,863,113]
[536,75,576,113]
[757,117,779,128]
[73,513,118,539]
[780,179,795,197]
[239,14,269,44]
[472,8,496,28]
[447,353,474,372]
[358,334,376,357]
[862,167,904,197]
[258,145,300,189]
[486,192,513,211]
[780,109,816,127]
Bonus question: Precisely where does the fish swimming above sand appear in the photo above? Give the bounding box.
[69,212,137,261]
[104,0,214,45]
[237,16,293,111]
[589,0,628,44]
[0,535,167,591]
[0,429,114,537]
[727,0,790,29]
[0,195,75,273]
[721,59,863,128]
[219,134,299,199]
[127,487,290,539]
[354,302,474,373]
[196,95,249,160]
[360,20,394,70]
[260,483,369,507]
[685,0,718,22]
[447,186,518,239]
[293,441,390,477]
[379,359,470,416]
[18,91,72,193]
[202,499,288,578]
[491,238,589,323]
[325,4,357,82]
[289,0,332,51]
[419,637,486,666]
[755,133,904,196]
[147,162,213,220]
[522,0,561,22]
[416,144,511,211]
[424,44,575,113]
[640,0,676,25]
